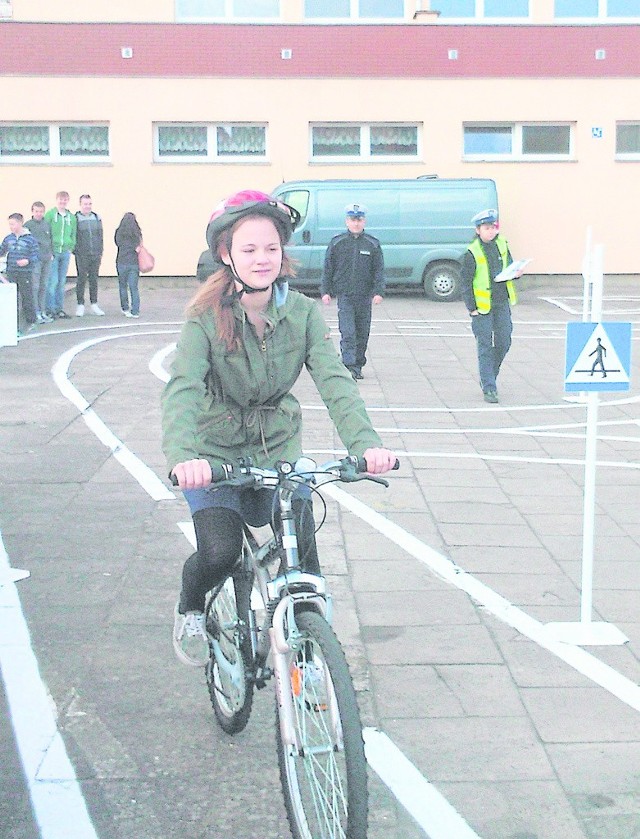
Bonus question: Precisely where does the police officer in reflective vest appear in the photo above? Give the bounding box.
[460,209,522,403]
[321,203,385,381]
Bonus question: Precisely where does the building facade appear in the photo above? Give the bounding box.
[1,0,639,279]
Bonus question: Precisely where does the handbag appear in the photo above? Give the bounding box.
[137,242,155,274]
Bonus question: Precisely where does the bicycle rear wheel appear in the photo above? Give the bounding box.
[276,610,368,839]
[205,566,254,734]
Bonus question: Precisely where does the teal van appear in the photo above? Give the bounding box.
[271,177,498,301]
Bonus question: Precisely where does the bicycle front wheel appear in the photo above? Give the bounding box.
[276,610,368,839]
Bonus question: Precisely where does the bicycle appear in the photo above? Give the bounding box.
[175,455,397,839]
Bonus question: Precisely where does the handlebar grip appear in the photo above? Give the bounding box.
[354,457,400,473]
[169,463,233,488]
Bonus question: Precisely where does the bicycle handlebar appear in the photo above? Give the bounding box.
[170,455,399,489]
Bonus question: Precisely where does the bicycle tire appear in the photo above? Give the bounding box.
[276,610,368,839]
[205,561,254,735]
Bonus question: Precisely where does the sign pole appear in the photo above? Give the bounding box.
[580,390,598,624]
[581,226,592,323]
[579,245,601,627]
[545,244,629,646]
[565,228,593,404]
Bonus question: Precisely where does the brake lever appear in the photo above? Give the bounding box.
[364,475,389,487]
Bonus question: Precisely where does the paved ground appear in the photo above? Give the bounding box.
[1,275,639,839]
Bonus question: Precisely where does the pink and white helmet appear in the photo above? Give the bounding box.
[206,190,301,255]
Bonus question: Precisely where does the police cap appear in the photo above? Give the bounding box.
[345,203,367,218]
[471,208,498,226]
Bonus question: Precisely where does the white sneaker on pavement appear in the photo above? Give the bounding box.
[91,303,105,316]
[76,304,85,317]
[173,603,210,667]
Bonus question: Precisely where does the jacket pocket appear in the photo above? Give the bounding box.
[198,401,245,449]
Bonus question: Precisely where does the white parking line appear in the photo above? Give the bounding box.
[0,533,100,839]
[51,333,177,501]
[364,729,482,839]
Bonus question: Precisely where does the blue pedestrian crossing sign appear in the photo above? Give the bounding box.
[565,321,632,392]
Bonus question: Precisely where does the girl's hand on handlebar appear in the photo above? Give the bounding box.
[362,447,397,475]
[171,458,212,490]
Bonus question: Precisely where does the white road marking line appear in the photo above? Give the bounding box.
[51,333,177,501]
[0,533,100,839]
[301,392,640,412]
[307,448,640,470]
[364,729,482,839]
[373,426,640,444]
[539,297,580,314]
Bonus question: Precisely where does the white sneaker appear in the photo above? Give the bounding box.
[76,304,85,317]
[173,603,210,667]
[91,303,105,316]
[122,309,133,318]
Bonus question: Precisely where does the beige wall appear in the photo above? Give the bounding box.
[7,0,175,22]
[1,75,638,277]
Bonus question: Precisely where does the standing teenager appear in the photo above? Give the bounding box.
[45,191,76,319]
[74,194,105,316]
[114,212,142,318]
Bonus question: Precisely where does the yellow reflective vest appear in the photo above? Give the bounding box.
[468,235,517,313]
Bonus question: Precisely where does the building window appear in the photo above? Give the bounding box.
[554,0,640,18]
[175,0,279,21]
[154,123,267,161]
[0,124,109,162]
[435,0,529,18]
[616,123,640,158]
[607,0,640,15]
[463,123,573,160]
[311,124,419,161]
[304,0,403,19]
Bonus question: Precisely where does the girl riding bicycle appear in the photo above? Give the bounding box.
[162,189,396,667]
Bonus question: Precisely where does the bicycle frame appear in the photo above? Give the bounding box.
[250,471,338,753]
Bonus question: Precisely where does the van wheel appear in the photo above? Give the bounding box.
[423,262,461,302]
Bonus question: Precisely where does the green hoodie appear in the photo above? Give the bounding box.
[44,207,77,254]
[162,288,382,474]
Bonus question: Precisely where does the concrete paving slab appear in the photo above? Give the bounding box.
[440,780,588,839]
[385,715,555,783]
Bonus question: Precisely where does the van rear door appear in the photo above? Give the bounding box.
[275,187,324,286]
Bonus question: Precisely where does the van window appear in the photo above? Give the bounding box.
[280,190,310,223]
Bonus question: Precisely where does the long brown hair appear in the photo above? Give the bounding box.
[186,215,296,352]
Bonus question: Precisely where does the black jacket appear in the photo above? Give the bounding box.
[75,212,104,260]
[321,231,385,298]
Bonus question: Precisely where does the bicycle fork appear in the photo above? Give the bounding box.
[270,594,340,753]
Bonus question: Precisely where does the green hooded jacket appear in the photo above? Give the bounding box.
[44,208,77,254]
[162,288,382,474]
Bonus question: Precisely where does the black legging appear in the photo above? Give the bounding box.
[179,498,320,613]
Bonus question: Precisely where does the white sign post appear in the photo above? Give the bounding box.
[0,281,18,347]
[545,247,630,646]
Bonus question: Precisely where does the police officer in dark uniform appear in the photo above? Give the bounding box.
[321,203,385,380]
